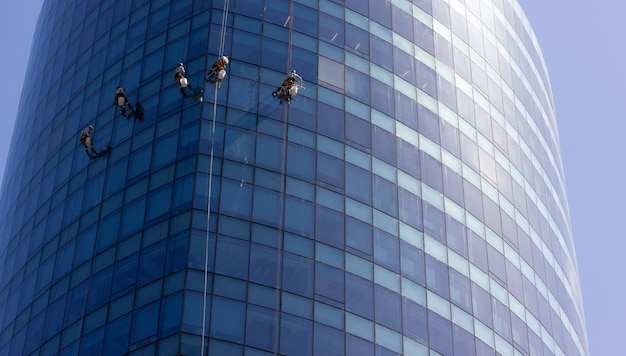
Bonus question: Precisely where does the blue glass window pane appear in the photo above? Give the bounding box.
[219,178,253,219]
[426,255,449,299]
[428,311,452,356]
[468,230,488,271]
[184,174,205,211]
[54,240,76,280]
[255,134,283,172]
[400,241,425,285]
[402,297,428,343]
[452,324,476,356]
[137,241,166,286]
[280,314,313,356]
[232,30,261,65]
[264,0,290,26]
[493,298,512,341]
[373,176,397,218]
[317,153,344,189]
[395,92,418,130]
[249,244,279,287]
[375,285,401,331]
[65,283,89,326]
[223,126,256,163]
[393,48,415,86]
[160,292,183,336]
[314,324,344,356]
[315,262,344,302]
[120,198,146,237]
[346,69,371,105]
[177,123,200,158]
[372,126,396,165]
[24,312,45,355]
[43,296,66,340]
[346,273,374,319]
[245,305,277,351]
[318,104,345,141]
[148,6,169,38]
[287,143,315,182]
[369,0,392,28]
[261,38,288,72]
[449,269,472,313]
[423,202,445,242]
[319,56,345,89]
[210,297,245,343]
[112,255,138,296]
[106,159,128,196]
[164,233,188,275]
[346,334,374,356]
[152,134,178,171]
[282,252,314,297]
[235,0,263,17]
[374,229,399,272]
[345,23,369,56]
[188,230,215,271]
[315,206,344,249]
[443,166,463,207]
[252,187,281,228]
[182,291,210,334]
[345,217,373,256]
[345,114,371,149]
[103,314,131,355]
[74,228,96,267]
[130,301,159,343]
[472,282,493,327]
[319,13,344,46]
[86,269,113,312]
[370,80,394,118]
[421,152,443,192]
[284,196,315,237]
[370,36,393,71]
[416,60,437,97]
[215,236,249,279]
[346,164,372,205]
[146,184,172,222]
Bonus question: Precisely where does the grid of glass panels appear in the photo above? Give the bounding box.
[0,0,588,355]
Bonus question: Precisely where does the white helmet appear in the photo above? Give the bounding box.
[221,56,229,65]
[88,125,94,130]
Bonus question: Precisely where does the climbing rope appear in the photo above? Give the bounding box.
[201,0,230,355]
[271,1,294,353]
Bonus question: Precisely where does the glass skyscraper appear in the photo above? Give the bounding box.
[0,0,588,355]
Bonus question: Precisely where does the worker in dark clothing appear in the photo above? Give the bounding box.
[115,86,144,121]
[272,70,303,105]
[80,125,110,159]
[80,125,99,159]
[175,62,203,101]
[206,56,229,89]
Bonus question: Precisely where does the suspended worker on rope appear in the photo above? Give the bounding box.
[206,56,229,89]
[80,125,110,159]
[174,62,203,102]
[114,86,144,121]
[272,70,304,105]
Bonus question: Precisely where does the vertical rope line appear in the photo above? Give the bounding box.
[272,1,294,354]
[201,1,230,355]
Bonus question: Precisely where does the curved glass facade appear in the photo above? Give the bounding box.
[0,0,588,355]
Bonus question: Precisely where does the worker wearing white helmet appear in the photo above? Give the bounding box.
[80,125,99,159]
[206,56,229,88]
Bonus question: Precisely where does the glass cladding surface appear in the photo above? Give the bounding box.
[0,0,588,355]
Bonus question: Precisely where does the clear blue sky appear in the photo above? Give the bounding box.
[0,1,620,355]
